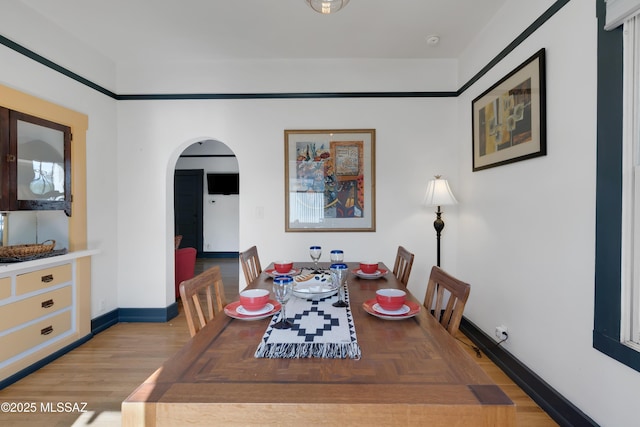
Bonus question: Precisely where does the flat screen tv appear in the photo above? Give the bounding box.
[207,173,239,195]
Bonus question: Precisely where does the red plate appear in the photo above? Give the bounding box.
[224,299,281,320]
[352,268,389,279]
[362,299,421,320]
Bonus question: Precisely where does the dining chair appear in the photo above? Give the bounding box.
[392,246,415,286]
[239,245,262,285]
[423,266,471,336]
[179,265,228,337]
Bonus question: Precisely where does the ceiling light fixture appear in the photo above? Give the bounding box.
[426,35,440,45]
[306,0,350,14]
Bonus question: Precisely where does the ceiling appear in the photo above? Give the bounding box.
[18,0,508,66]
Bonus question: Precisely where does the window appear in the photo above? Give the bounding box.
[621,15,640,349]
[593,0,640,373]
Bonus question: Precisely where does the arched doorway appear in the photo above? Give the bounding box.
[174,140,239,256]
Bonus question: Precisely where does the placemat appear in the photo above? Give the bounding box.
[255,285,361,359]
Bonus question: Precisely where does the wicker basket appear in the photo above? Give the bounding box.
[0,240,55,258]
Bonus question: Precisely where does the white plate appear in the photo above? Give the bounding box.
[293,282,338,293]
[294,271,333,285]
[293,289,338,300]
[353,268,389,279]
[236,303,274,316]
[224,300,281,321]
[293,283,338,300]
[372,303,410,316]
[265,268,301,278]
[362,299,421,321]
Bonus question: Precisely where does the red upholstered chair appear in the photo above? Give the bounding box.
[175,247,197,299]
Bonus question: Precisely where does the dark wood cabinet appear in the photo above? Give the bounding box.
[0,108,71,216]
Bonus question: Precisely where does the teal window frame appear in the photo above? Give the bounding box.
[593,0,640,372]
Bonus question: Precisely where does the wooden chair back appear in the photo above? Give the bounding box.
[240,245,262,285]
[393,246,415,286]
[423,266,471,336]
[179,265,227,337]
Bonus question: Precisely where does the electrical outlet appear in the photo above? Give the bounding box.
[495,325,508,341]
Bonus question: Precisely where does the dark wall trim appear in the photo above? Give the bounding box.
[1,303,180,389]
[0,34,117,99]
[90,308,119,334]
[116,91,457,100]
[91,306,179,331]
[118,304,179,323]
[179,154,236,158]
[0,1,568,101]
[592,0,640,373]
[460,318,598,427]
[199,251,239,259]
[457,0,570,95]
[0,333,93,390]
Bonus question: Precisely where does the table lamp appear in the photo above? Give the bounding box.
[423,175,458,267]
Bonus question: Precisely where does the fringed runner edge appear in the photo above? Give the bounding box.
[254,283,362,360]
[254,341,361,360]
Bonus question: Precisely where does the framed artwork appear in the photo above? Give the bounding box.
[284,129,375,232]
[472,48,546,171]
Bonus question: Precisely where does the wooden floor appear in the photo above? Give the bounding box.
[0,258,557,426]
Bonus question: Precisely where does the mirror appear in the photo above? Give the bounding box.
[17,120,66,202]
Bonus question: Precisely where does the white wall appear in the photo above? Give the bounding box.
[0,1,119,319]
[1,2,460,314]
[6,0,636,424]
[1,2,115,92]
[457,1,640,425]
[116,95,458,308]
[117,58,458,93]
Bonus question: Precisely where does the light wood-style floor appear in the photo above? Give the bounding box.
[0,258,557,426]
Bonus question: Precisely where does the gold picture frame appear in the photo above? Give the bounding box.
[284,129,375,232]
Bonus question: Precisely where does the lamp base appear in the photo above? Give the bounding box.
[433,206,444,267]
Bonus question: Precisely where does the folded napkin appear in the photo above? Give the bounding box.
[255,285,361,359]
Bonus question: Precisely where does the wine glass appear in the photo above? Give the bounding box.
[272,275,293,329]
[330,263,348,308]
[330,249,344,263]
[309,245,322,273]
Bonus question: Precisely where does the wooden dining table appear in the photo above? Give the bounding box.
[122,262,515,426]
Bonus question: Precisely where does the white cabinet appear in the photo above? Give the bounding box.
[0,251,94,384]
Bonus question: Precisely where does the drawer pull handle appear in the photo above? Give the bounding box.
[41,325,53,336]
[41,299,54,308]
[41,274,54,283]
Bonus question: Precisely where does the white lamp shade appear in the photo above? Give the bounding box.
[306,0,350,14]
[424,177,458,206]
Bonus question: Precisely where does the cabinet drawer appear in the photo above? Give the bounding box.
[0,277,10,300]
[0,286,72,332]
[0,310,72,361]
[16,264,72,295]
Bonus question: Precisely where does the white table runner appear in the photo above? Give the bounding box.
[255,285,361,359]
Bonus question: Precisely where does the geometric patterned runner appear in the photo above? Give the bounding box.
[254,286,361,359]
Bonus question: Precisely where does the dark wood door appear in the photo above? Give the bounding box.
[174,169,203,254]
